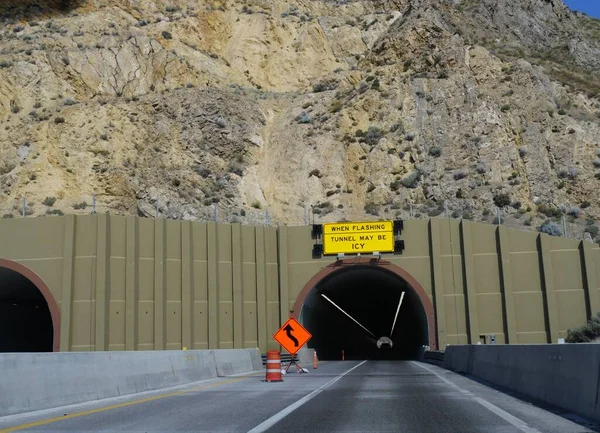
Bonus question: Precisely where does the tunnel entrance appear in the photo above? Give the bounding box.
[293,259,436,361]
[0,259,60,352]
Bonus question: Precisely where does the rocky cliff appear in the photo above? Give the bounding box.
[1,0,599,240]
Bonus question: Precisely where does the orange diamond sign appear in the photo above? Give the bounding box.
[273,318,312,355]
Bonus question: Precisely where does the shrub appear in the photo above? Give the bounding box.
[312,80,337,92]
[295,112,312,124]
[46,209,64,216]
[537,203,562,218]
[228,162,244,176]
[538,220,562,237]
[566,313,600,343]
[73,201,88,210]
[581,200,591,209]
[585,225,599,238]
[567,206,580,217]
[519,147,528,157]
[437,70,449,79]
[364,202,379,216]
[493,193,511,208]
[364,126,383,145]
[54,116,65,124]
[251,201,262,209]
[161,31,173,40]
[475,163,487,174]
[501,104,510,112]
[64,98,77,106]
[429,146,442,157]
[43,197,56,206]
[594,159,600,168]
[308,169,322,178]
[569,167,578,178]
[453,170,467,180]
[401,171,421,188]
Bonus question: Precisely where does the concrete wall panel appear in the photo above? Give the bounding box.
[0,215,596,353]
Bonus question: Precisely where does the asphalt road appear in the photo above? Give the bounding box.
[0,361,596,433]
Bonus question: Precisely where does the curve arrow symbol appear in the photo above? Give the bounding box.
[284,324,299,347]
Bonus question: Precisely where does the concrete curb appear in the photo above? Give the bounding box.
[0,348,261,417]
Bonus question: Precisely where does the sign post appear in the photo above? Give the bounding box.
[273,318,312,374]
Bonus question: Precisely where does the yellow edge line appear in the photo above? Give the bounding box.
[0,377,246,433]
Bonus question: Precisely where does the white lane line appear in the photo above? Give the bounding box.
[389,291,405,337]
[246,360,368,433]
[414,362,542,433]
[321,294,376,338]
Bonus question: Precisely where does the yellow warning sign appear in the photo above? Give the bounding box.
[323,221,394,255]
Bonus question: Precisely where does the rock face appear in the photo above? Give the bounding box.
[0,0,599,239]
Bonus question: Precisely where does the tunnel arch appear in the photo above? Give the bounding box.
[292,258,437,358]
[0,258,60,352]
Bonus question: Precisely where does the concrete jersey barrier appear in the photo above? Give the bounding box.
[443,345,600,422]
[0,348,261,417]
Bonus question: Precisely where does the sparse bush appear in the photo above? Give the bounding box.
[567,206,580,217]
[537,203,562,218]
[429,146,442,157]
[401,170,421,188]
[100,134,108,141]
[228,162,244,176]
[364,126,383,145]
[312,80,337,93]
[309,169,322,178]
[558,109,567,115]
[538,220,562,237]
[3,214,14,219]
[364,202,379,216]
[0,60,12,69]
[46,209,64,216]
[403,59,412,72]
[437,70,449,79]
[295,112,312,124]
[569,167,578,179]
[43,197,56,206]
[62,56,70,66]
[64,98,77,106]
[251,201,262,209]
[582,201,591,209]
[585,225,599,238]
[594,159,600,168]
[453,170,467,180]
[475,163,487,174]
[519,147,528,157]
[493,193,511,208]
[54,116,65,124]
[73,201,88,210]
[13,25,24,33]
[161,31,173,40]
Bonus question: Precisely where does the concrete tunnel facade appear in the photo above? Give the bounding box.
[0,214,599,354]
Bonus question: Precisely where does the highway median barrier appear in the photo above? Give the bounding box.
[0,348,261,417]
[442,344,600,423]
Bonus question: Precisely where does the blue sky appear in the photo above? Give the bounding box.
[563,0,600,18]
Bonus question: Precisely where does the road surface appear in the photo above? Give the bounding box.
[0,361,596,433]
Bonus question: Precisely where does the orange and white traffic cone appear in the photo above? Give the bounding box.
[265,350,283,382]
[313,350,318,369]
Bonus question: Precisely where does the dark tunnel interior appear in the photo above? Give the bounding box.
[0,267,53,353]
[301,266,428,360]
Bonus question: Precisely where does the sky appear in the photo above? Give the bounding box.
[563,0,600,18]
